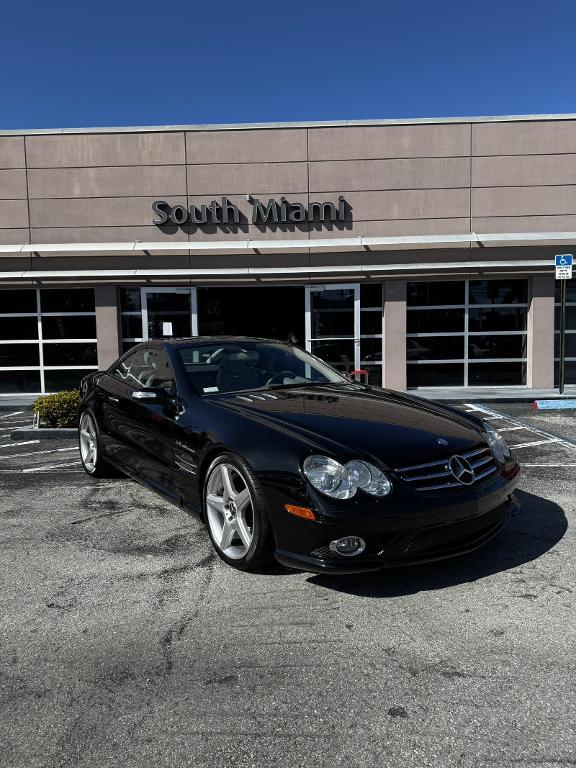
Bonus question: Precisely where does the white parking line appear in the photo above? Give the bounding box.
[0,440,40,448]
[509,439,561,449]
[0,447,78,460]
[519,463,576,467]
[0,461,81,474]
[465,403,576,451]
[0,411,23,419]
[23,461,80,473]
[496,426,524,432]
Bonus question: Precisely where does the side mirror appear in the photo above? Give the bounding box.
[132,388,181,410]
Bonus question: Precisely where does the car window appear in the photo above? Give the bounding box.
[111,347,175,391]
[177,341,346,396]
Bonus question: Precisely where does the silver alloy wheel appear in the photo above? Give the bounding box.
[206,462,254,559]
[79,412,97,473]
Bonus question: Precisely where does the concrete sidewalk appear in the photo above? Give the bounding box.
[412,386,576,402]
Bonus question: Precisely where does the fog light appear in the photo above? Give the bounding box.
[329,536,366,557]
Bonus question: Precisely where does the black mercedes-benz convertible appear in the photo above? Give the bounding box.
[78,337,520,574]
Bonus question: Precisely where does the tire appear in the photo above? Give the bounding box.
[203,452,274,571]
[78,410,120,478]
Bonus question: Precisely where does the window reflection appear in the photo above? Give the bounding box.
[468,280,527,305]
[407,281,465,307]
[0,371,41,393]
[407,309,464,334]
[43,344,97,366]
[42,316,96,340]
[0,344,40,367]
[120,288,142,312]
[469,363,527,386]
[0,317,38,341]
[468,308,527,332]
[407,337,464,361]
[468,335,527,359]
[40,289,95,313]
[407,364,464,388]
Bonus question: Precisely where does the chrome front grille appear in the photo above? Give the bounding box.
[395,446,499,492]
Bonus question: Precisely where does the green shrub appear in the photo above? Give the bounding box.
[33,390,81,428]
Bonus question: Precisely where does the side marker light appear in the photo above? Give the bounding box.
[284,504,316,521]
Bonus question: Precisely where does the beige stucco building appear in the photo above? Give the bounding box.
[0,113,575,395]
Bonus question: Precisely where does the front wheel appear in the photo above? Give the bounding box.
[204,453,274,571]
[79,411,119,478]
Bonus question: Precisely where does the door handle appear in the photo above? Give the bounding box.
[108,395,119,404]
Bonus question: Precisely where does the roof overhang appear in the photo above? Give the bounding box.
[0,231,573,282]
[1,230,576,259]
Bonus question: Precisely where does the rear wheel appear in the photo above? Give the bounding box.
[79,411,119,478]
[204,453,274,571]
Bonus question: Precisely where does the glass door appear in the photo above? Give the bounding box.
[141,288,198,341]
[305,284,360,375]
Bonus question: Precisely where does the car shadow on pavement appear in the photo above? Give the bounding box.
[307,489,568,597]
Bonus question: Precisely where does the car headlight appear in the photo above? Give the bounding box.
[346,460,392,496]
[483,422,511,463]
[302,455,392,500]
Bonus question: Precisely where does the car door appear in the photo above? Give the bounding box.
[100,346,180,501]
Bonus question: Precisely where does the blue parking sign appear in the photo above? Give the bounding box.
[555,254,573,267]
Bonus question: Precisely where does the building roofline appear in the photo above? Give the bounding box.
[3,112,576,137]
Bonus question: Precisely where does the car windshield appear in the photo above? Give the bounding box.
[177,341,347,396]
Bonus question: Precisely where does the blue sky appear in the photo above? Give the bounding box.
[1,0,575,129]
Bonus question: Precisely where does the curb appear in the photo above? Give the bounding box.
[11,428,77,440]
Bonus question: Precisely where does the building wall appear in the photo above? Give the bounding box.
[3,117,576,265]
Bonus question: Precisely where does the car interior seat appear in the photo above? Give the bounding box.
[216,351,261,392]
[144,372,173,390]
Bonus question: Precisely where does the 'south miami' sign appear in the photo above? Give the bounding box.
[152,196,347,226]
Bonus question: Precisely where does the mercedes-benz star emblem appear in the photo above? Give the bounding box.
[448,455,475,485]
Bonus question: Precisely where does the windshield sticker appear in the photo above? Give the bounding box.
[203,386,219,393]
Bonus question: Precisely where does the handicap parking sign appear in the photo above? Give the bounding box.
[555,254,573,279]
[555,254,573,267]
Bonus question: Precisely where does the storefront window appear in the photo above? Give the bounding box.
[41,315,97,339]
[0,288,98,395]
[406,280,529,388]
[0,290,37,314]
[0,316,38,341]
[119,288,144,350]
[40,288,95,313]
[554,280,576,386]
[0,370,41,394]
[359,284,383,387]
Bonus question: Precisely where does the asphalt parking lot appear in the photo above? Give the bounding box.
[1,403,575,768]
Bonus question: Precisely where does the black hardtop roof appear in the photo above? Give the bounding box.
[147,336,288,347]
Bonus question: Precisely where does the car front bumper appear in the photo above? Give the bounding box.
[272,487,521,575]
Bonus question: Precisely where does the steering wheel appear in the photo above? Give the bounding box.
[265,370,298,386]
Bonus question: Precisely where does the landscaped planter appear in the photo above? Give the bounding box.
[10,391,80,440]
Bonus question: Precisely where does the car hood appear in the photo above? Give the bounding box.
[213,384,485,468]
